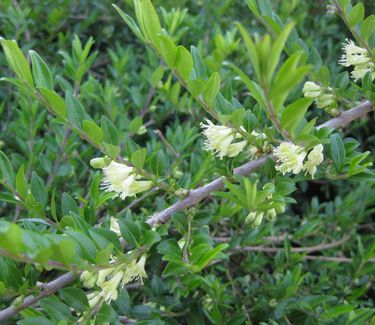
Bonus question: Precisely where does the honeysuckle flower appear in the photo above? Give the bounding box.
[99,270,124,302]
[302,81,322,98]
[253,212,264,228]
[303,81,336,110]
[110,217,121,237]
[121,255,147,286]
[87,292,102,308]
[273,142,307,175]
[200,120,247,159]
[316,93,335,109]
[266,208,277,220]
[245,211,257,223]
[101,161,153,200]
[303,144,324,178]
[80,270,98,288]
[246,211,264,227]
[338,39,375,81]
[90,157,109,169]
[351,63,375,81]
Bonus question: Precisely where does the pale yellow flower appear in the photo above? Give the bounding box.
[201,120,247,159]
[101,161,153,200]
[338,39,375,81]
[303,144,324,178]
[273,142,306,175]
[302,81,322,98]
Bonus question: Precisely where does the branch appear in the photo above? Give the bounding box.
[0,271,78,322]
[147,100,373,226]
[240,235,350,253]
[317,100,372,130]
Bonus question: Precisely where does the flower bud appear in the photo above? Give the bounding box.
[252,212,264,228]
[328,108,340,117]
[302,82,322,98]
[266,208,277,220]
[245,211,257,224]
[90,157,109,169]
[81,270,98,288]
[326,5,335,15]
[275,204,286,214]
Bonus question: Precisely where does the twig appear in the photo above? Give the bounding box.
[239,235,350,253]
[147,100,372,226]
[0,272,79,322]
[47,129,72,187]
[154,130,180,158]
[140,87,155,118]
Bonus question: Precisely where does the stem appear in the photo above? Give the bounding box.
[332,0,373,56]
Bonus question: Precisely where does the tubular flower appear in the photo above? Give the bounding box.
[338,39,375,81]
[110,217,121,237]
[303,81,336,111]
[200,120,247,159]
[273,142,307,175]
[302,81,322,98]
[303,144,324,178]
[81,255,148,304]
[101,161,153,200]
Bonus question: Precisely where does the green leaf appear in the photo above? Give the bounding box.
[101,116,119,146]
[347,3,364,28]
[129,116,143,134]
[30,172,47,208]
[188,79,207,97]
[29,50,53,90]
[39,296,73,322]
[65,230,96,262]
[203,72,221,105]
[175,46,193,81]
[245,0,260,17]
[51,239,76,265]
[59,287,89,312]
[237,23,260,80]
[131,148,147,169]
[65,91,89,129]
[61,192,80,216]
[83,120,103,144]
[139,0,162,47]
[360,15,375,42]
[158,34,177,66]
[16,164,28,199]
[281,98,312,135]
[38,88,67,119]
[191,46,207,79]
[119,219,144,248]
[329,134,346,174]
[113,4,145,42]
[195,243,229,270]
[266,22,295,82]
[157,239,183,263]
[0,38,34,87]
[0,221,22,255]
[0,150,15,186]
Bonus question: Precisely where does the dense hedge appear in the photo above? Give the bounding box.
[0,0,375,324]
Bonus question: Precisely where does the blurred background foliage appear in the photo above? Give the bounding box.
[1,0,375,324]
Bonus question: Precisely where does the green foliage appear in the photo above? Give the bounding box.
[0,0,375,324]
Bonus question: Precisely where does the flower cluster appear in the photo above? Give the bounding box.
[274,142,324,178]
[81,255,147,303]
[200,120,247,159]
[338,39,375,81]
[302,81,338,116]
[100,161,153,200]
